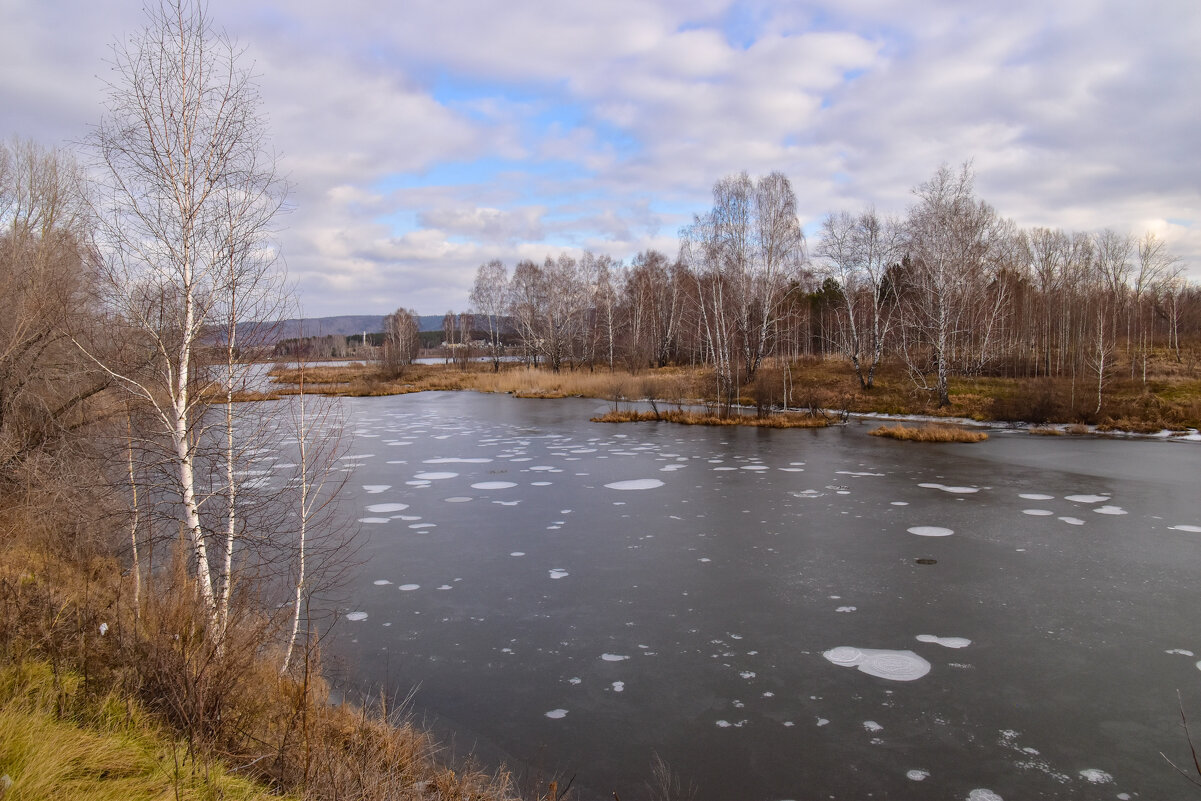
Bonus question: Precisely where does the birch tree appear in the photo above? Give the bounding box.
[86,0,286,632]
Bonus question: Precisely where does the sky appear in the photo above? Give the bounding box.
[3,0,1199,317]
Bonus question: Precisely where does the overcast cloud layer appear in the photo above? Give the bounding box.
[3,0,1198,316]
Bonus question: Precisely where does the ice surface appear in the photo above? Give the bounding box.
[544,709,568,719]
[908,526,954,537]
[444,496,473,503]
[604,479,665,490]
[424,457,492,463]
[1065,494,1109,503]
[357,517,390,524]
[835,606,857,613]
[823,647,931,681]
[1093,506,1128,515]
[1170,525,1201,532]
[548,569,569,579]
[612,681,625,692]
[906,770,929,781]
[346,611,368,621]
[362,485,391,494]
[472,481,517,489]
[863,721,883,732]
[1022,509,1054,516]
[1019,493,1054,500]
[414,472,458,480]
[510,552,525,557]
[1166,649,1195,656]
[967,790,1003,801]
[398,584,419,591]
[601,653,630,661]
[366,503,409,513]
[373,579,391,586]
[890,501,909,506]
[917,634,971,648]
[1058,517,1085,525]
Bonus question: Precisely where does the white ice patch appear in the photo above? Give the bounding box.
[823,647,931,681]
[906,769,930,781]
[863,720,883,732]
[1166,649,1195,656]
[1019,493,1054,500]
[1093,505,1127,515]
[424,457,491,463]
[838,471,885,477]
[544,709,568,719]
[569,677,582,685]
[362,485,391,494]
[601,653,629,662]
[510,552,525,557]
[472,481,517,490]
[916,634,971,648]
[548,569,569,579]
[604,479,665,490]
[1022,509,1054,516]
[414,472,457,480]
[409,523,436,530]
[1078,769,1113,783]
[919,483,980,494]
[531,481,552,486]
[357,517,390,524]
[835,606,857,613]
[1170,525,1201,532]
[715,720,732,728]
[611,681,625,692]
[816,718,829,726]
[908,526,954,537]
[967,790,1003,801]
[398,584,419,591]
[366,503,409,513]
[444,496,473,503]
[1058,517,1085,525]
[1065,494,1109,504]
[890,501,909,506]
[373,579,392,586]
[346,611,368,621]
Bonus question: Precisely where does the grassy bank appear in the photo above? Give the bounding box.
[869,424,989,443]
[263,352,1201,433]
[0,497,518,801]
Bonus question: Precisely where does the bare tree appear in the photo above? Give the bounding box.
[84,0,286,632]
[901,163,1006,406]
[470,259,509,371]
[381,308,421,375]
[816,208,901,388]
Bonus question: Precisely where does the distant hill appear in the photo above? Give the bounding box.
[242,314,448,344]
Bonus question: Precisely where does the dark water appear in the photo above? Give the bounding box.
[317,391,1201,800]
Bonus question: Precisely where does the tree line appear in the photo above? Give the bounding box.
[398,164,1198,414]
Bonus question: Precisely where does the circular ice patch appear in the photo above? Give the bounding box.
[357,517,390,524]
[605,479,665,490]
[544,709,568,719]
[907,769,929,781]
[444,496,473,503]
[346,611,368,621]
[471,481,517,490]
[601,653,630,662]
[967,791,1003,801]
[823,646,863,665]
[1058,517,1085,525]
[548,569,569,579]
[398,584,419,591]
[1022,509,1054,516]
[1065,494,1109,504]
[908,526,954,537]
[1019,493,1054,500]
[373,579,392,586]
[859,652,931,681]
[1170,525,1201,533]
[1093,505,1127,515]
[413,471,457,480]
[366,503,409,513]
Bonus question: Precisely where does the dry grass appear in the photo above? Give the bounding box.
[869,423,989,443]
[0,492,521,801]
[1028,426,1065,436]
[592,409,829,429]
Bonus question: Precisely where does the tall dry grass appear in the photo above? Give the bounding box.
[592,409,829,429]
[868,424,988,443]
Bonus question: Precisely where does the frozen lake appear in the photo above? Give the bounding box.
[298,391,1199,800]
